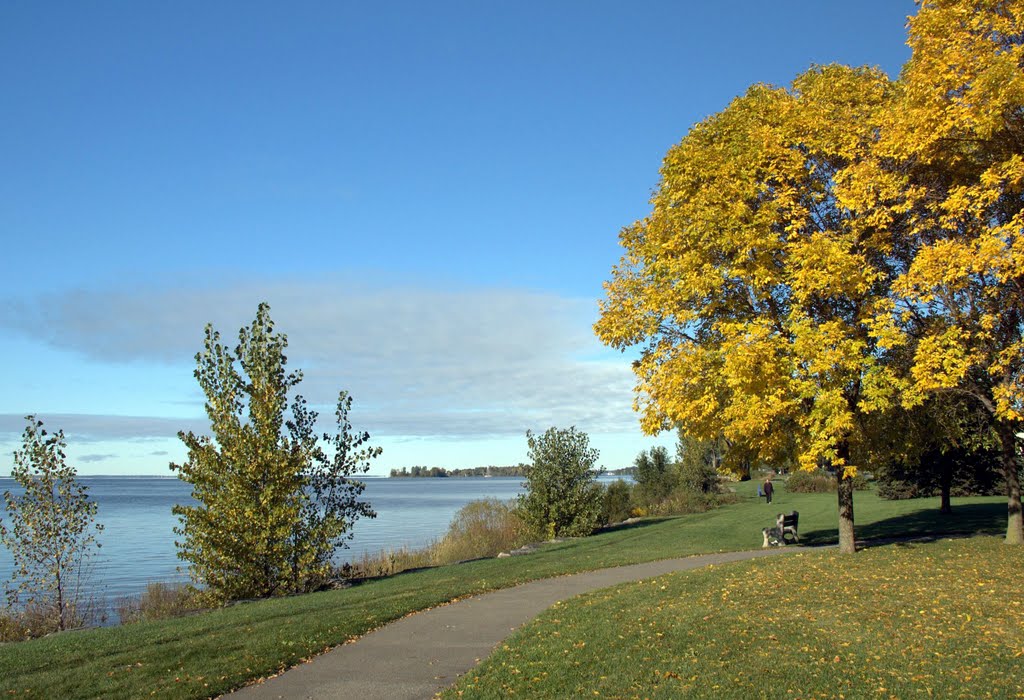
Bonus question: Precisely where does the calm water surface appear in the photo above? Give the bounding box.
[0,475,558,610]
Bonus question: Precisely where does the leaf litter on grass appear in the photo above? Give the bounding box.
[444,537,1023,700]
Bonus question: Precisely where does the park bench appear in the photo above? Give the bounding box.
[761,511,799,548]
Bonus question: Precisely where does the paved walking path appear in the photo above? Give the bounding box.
[229,547,797,700]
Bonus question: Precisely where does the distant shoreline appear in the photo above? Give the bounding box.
[389,465,529,478]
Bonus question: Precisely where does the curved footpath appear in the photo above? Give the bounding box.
[228,547,800,700]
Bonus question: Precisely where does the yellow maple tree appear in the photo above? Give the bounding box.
[869,0,1024,544]
[596,65,899,554]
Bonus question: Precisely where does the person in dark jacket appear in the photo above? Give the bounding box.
[763,476,774,504]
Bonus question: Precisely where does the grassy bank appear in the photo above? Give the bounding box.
[445,536,1022,699]
[0,482,1009,699]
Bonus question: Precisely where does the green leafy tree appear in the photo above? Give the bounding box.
[633,446,675,504]
[0,417,102,632]
[676,432,724,495]
[518,427,603,538]
[171,303,378,601]
[876,445,1004,503]
[865,391,1003,514]
[600,479,634,525]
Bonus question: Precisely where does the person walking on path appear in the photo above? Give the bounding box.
[763,476,774,504]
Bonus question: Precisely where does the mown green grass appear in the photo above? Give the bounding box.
[444,536,1023,699]
[0,482,1009,699]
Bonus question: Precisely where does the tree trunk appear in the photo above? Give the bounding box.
[55,561,65,631]
[939,453,953,515]
[836,441,856,554]
[996,421,1023,545]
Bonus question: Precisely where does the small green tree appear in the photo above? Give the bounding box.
[633,446,675,505]
[676,431,722,495]
[518,426,603,538]
[0,417,102,633]
[172,303,378,601]
[600,479,634,525]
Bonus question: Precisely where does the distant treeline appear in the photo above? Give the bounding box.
[389,464,530,478]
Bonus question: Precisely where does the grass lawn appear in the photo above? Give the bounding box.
[444,536,1023,699]
[0,481,1011,699]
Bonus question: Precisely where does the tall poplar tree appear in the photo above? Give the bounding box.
[172,303,378,600]
[596,65,899,554]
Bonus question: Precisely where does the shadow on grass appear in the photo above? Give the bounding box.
[596,517,673,534]
[339,519,672,587]
[800,502,1007,546]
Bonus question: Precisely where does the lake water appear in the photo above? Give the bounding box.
[0,475,623,614]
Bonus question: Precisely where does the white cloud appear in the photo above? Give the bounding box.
[0,413,208,441]
[78,453,118,463]
[0,276,643,442]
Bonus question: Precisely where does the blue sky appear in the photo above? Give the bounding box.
[0,1,916,475]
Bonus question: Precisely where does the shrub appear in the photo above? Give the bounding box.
[518,427,603,538]
[648,487,738,516]
[785,470,834,493]
[875,447,1008,501]
[875,478,927,500]
[0,610,30,642]
[433,499,529,562]
[786,470,870,493]
[0,597,107,641]
[600,480,634,525]
[633,448,676,504]
[339,545,437,580]
[116,583,208,624]
[676,434,722,494]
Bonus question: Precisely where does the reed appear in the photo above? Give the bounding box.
[115,583,207,624]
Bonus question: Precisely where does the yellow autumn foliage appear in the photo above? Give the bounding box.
[597,0,1024,545]
[596,65,896,482]
[876,1,1023,432]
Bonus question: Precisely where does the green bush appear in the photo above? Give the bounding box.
[600,480,634,525]
[648,487,738,516]
[676,434,722,494]
[875,478,928,500]
[433,498,529,562]
[633,448,676,504]
[518,427,604,538]
[786,470,870,493]
[784,471,834,493]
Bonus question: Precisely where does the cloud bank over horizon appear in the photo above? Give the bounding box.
[0,276,646,447]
